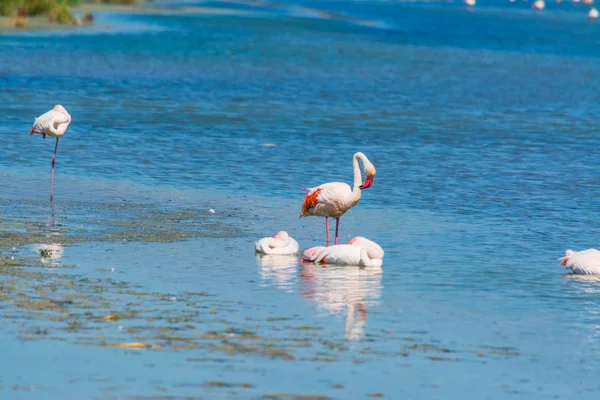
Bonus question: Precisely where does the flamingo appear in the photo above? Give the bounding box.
[255,231,300,255]
[590,8,599,19]
[532,0,545,8]
[29,105,72,201]
[300,152,376,246]
[464,0,476,6]
[302,236,384,267]
[559,249,600,275]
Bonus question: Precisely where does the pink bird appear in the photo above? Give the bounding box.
[29,105,72,201]
[300,152,376,246]
[302,236,384,267]
[255,231,300,255]
[559,249,600,275]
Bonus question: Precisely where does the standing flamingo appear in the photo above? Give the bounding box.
[300,152,376,245]
[29,105,72,201]
[559,249,600,275]
[255,231,300,255]
[302,236,384,267]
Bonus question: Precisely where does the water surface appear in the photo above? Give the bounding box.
[1,1,600,398]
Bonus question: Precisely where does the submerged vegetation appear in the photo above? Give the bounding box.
[0,0,144,26]
[0,0,78,24]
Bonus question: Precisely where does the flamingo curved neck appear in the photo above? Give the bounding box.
[351,153,366,202]
[268,237,288,249]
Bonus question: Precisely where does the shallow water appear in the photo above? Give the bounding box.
[1,1,600,398]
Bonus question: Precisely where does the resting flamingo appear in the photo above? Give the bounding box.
[300,152,376,246]
[302,236,384,267]
[29,105,72,201]
[559,249,600,275]
[255,231,300,255]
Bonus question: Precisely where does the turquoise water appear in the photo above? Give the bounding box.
[1,1,600,398]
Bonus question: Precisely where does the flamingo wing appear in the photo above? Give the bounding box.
[300,182,352,217]
[301,187,322,217]
[31,110,65,135]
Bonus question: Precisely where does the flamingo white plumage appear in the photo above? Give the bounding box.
[255,231,300,255]
[300,152,376,246]
[465,0,476,6]
[302,236,384,267]
[589,8,599,19]
[29,105,72,201]
[532,0,545,9]
[559,249,600,275]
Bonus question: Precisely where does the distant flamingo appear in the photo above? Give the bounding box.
[532,0,545,9]
[464,0,476,6]
[30,105,72,201]
[255,231,300,255]
[590,8,599,19]
[559,249,600,275]
[300,152,376,246]
[302,236,384,267]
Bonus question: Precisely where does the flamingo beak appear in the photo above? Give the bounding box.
[359,175,374,189]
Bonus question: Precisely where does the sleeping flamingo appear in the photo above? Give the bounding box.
[29,105,72,201]
[300,152,376,245]
[302,236,384,267]
[559,249,600,275]
[255,231,300,255]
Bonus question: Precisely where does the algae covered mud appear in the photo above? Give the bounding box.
[0,181,525,399]
[0,179,513,399]
[2,0,600,398]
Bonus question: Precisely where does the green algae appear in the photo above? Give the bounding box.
[0,195,527,391]
[204,381,255,388]
[262,394,333,400]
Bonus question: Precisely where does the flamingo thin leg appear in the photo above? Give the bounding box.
[325,217,330,246]
[335,218,340,245]
[50,137,59,202]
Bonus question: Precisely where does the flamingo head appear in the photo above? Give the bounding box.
[360,164,376,190]
[53,104,67,114]
[272,231,289,241]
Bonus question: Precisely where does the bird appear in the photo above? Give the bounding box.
[589,8,599,19]
[464,0,476,6]
[255,231,300,255]
[559,249,600,275]
[300,152,376,246]
[302,236,384,267]
[29,105,72,201]
[532,0,545,9]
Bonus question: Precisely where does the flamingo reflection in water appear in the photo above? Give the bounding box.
[255,254,299,293]
[299,262,382,342]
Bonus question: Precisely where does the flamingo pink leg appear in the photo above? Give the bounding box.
[325,217,330,246]
[50,137,59,202]
[335,218,340,245]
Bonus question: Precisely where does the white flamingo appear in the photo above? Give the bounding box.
[559,249,600,275]
[532,0,546,8]
[465,0,476,6]
[29,105,72,201]
[589,8,599,19]
[255,231,300,255]
[300,152,376,246]
[302,236,384,267]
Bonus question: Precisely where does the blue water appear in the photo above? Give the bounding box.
[1,1,600,398]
